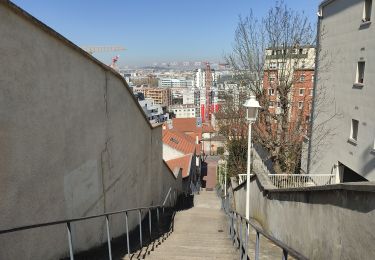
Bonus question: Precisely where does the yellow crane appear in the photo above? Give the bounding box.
[81,45,126,55]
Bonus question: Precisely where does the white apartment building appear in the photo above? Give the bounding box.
[194,68,217,89]
[306,0,375,182]
[158,78,193,88]
[138,98,169,124]
[170,104,197,118]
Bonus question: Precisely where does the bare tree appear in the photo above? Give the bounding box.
[222,1,328,174]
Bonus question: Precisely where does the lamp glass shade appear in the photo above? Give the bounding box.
[243,95,261,121]
[247,107,258,121]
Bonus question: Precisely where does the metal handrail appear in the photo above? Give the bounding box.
[0,187,180,260]
[220,194,308,260]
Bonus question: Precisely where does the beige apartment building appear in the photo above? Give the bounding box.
[133,86,172,107]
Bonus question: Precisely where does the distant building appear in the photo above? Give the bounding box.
[305,0,375,182]
[170,104,197,118]
[133,86,171,107]
[136,94,169,124]
[158,78,193,88]
[262,46,315,134]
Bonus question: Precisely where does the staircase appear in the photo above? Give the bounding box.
[133,191,239,259]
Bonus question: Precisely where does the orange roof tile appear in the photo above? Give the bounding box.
[165,154,193,178]
[163,129,196,155]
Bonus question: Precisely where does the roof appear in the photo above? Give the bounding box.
[165,154,193,179]
[163,129,196,155]
[172,118,200,133]
[319,0,335,8]
[172,118,215,133]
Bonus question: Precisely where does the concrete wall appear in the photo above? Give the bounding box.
[0,2,181,259]
[308,0,375,180]
[232,174,375,259]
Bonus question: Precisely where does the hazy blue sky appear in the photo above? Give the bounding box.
[13,0,321,67]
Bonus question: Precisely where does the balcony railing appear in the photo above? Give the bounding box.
[239,173,336,188]
[269,174,336,188]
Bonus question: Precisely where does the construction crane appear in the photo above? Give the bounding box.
[109,55,120,70]
[81,45,126,55]
[204,61,212,122]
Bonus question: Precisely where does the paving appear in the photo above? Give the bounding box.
[130,191,239,259]
[123,190,288,260]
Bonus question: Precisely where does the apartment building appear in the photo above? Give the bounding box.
[263,46,315,133]
[306,0,375,181]
[133,86,172,107]
[158,78,193,88]
[170,104,197,118]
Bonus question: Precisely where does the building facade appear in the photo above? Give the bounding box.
[133,86,172,107]
[170,104,197,118]
[306,0,375,181]
[262,46,315,135]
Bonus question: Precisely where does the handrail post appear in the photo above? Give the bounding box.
[105,215,112,260]
[156,207,160,235]
[139,209,143,248]
[66,222,74,260]
[255,231,260,260]
[245,222,249,260]
[282,249,288,260]
[239,216,243,260]
[149,209,152,241]
[125,212,130,256]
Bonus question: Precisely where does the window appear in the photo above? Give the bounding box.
[268,89,275,96]
[350,119,359,142]
[298,101,304,109]
[269,101,274,108]
[270,62,277,69]
[300,74,306,82]
[312,74,315,83]
[356,61,365,84]
[299,88,305,96]
[309,89,313,96]
[363,0,372,22]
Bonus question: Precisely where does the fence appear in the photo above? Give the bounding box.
[220,193,308,260]
[0,188,179,260]
[268,174,336,188]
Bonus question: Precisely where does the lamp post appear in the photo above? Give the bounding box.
[243,95,260,221]
[223,150,229,197]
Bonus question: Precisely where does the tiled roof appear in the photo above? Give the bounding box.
[172,118,215,134]
[163,129,196,155]
[165,154,193,178]
[172,118,199,132]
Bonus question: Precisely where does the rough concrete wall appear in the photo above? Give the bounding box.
[0,3,180,259]
[233,177,375,260]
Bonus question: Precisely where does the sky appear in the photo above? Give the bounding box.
[12,0,321,67]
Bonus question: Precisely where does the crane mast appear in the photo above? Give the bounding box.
[204,62,212,122]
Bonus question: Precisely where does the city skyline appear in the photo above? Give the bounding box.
[12,0,321,67]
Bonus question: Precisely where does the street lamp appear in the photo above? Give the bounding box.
[243,95,261,221]
[223,150,229,197]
